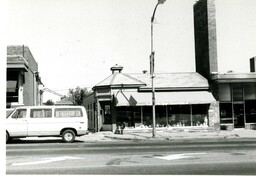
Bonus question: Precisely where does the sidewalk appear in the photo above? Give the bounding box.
[78,128,256,142]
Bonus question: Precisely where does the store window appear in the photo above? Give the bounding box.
[232,83,243,102]
[116,106,142,128]
[244,83,256,100]
[116,106,132,127]
[192,104,209,126]
[245,100,256,123]
[156,106,167,127]
[142,106,152,127]
[219,84,231,101]
[168,105,190,127]
[132,106,142,127]
[220,103,233,124]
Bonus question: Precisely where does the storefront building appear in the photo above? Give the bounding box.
[211,73,256,130]
[84,65,217,132]
[194,0,256,130]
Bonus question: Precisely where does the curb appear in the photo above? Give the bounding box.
[102,133,256,142]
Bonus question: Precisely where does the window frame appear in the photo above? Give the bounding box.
[54,108,83,118]
[30,108,53,118]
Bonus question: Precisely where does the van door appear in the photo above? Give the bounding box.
[6,109,28,137]
[28,108,55,136]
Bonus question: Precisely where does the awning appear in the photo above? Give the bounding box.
[7,55,29,72]
[115,91,216,106]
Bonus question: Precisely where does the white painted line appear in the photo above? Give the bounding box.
[11,156,82,166]
[155,153,206,161]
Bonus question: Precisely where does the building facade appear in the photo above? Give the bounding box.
[84,65,216,132]
[194,0,256,130]
[211,73,256,130]
[7,45,43,108]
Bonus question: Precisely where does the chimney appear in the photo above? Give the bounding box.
[250,57,256,72]
[110,64,123,74]
[194,0,218,79]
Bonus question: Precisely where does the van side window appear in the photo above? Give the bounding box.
[55,108,83,118]
[30,109,52,118]
[12,109,27,119]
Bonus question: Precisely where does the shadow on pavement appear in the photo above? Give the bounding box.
[6,138,84,144]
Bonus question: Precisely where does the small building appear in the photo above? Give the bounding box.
[6,45,43,108]
[55,97,75,106]
[84,65,216,132]
[210,73,256,130]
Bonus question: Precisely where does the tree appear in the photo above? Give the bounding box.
[44,99,55,105]
[67,87,90,105]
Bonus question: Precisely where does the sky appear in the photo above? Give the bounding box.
[5,0,256,102]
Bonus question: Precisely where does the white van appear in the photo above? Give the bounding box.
[6,106,88,143]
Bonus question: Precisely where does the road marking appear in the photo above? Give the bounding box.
[155,153,206,161]
[11,156,82,166]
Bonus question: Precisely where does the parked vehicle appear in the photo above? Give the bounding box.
[6,106,88,143]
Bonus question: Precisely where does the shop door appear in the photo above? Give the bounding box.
[233,104,245,128]
[100,101,112,124]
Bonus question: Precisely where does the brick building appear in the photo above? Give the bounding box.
[194,0,256,130]
[7,45,43,108]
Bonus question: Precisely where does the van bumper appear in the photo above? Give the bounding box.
[77,130,88,136]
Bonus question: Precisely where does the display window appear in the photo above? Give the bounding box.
[156,106,167,127]
[168,105,191,127]
[192,104,209,126]
[116,104,210,128]
[220,103,233,124]
[232,83,243,102]
[245,100,256,123]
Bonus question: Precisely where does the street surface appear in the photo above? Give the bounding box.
[6,138,256,175]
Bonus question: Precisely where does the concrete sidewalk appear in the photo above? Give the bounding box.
[78,128,256,142]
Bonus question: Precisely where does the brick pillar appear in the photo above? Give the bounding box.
[208,101,220,131]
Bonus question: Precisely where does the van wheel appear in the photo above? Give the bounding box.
[6,132,9,143]
[62,130,75,143]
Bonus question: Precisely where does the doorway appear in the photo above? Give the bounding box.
[233,104,245,128]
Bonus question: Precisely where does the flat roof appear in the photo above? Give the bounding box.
[211,73,256,83]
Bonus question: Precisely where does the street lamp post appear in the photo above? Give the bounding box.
[150,0,166,138]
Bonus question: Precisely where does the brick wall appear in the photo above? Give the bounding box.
[207,0,218,74]
[208,101,220,130]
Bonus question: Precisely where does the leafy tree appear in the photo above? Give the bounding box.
[67,87,90,105]
[44,99,55,105]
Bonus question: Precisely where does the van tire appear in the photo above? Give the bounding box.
[62,130,75,143]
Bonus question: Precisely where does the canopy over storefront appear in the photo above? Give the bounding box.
[7,55,29,71]
[115,91,216,106]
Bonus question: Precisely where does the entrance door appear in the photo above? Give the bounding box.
[233,104,245,128]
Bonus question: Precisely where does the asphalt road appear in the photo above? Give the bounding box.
[6,139,256,175]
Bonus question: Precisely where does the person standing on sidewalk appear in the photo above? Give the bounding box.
[120,122,126,135]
